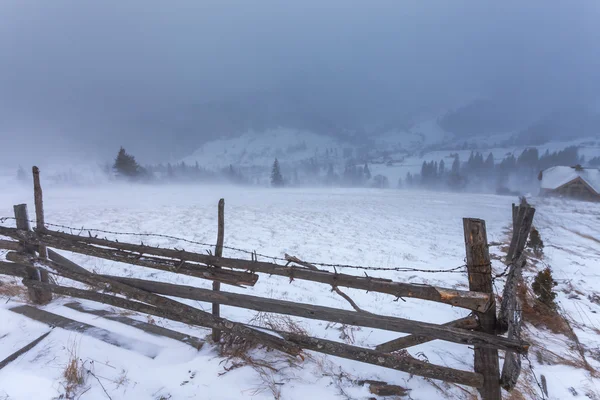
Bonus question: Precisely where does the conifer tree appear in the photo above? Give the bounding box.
[271,158,284,187]
[438,159,445,177]
[364,163,371,180]
[113,147,141,178]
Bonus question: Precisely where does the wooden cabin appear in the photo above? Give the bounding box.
[539,166,600,202]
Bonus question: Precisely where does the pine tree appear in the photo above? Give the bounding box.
[113,147,140,178]
[405,172,414,186]
[438,160,445,177]
[451,155,460,175]
[484,153,494,170]
[532,267,557,308]
[271,158,284,187]
[528,227,544,257]
[363,163,371,180]
[449,155,462,189]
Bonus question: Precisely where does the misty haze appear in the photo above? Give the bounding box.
[0,2,599,400]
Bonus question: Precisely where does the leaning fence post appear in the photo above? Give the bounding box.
[32,166,47,259]
[212,198,225,343]
[463,218,501,400]
[13,203,52,304]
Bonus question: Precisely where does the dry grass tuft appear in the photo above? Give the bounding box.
[217,313,309,400]
[61,340,86,399]
[0,279,25,299]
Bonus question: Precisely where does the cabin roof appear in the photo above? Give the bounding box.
[540,166,600,194]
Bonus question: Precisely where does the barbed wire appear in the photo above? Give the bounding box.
[0,216,471,274]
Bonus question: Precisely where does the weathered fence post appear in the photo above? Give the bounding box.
[13,204,52,304]
[463,218,501,400]
[212,198,225,343]
[500,205,535,391]
[13,204,34,254]
[32,166,47,259]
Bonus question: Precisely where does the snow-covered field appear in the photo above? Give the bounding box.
[0,184,599,399]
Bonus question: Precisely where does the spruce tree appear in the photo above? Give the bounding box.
[113,147,140,178]
[438,159,445,177]
[364,163,371,180]
[405,172,413,186]
[484,153,494,170]
[271,158,284,187]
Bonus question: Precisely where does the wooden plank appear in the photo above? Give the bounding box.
[63,301,204,350]
[0,226,493,312]
[24,280,484,388]
[276,331,484,388]
[0,231,258,287]
[212,198,225,343]
[375,315,479,352]
[0,239,20,251]
[0,262,528,353]
[47,249,90,275]
[31,167,47,258]
[97,275,527,353]
[0,331,52,370]
[23,260,302,356]
[0,261,31,277]
[464,218,501,400]
[9,305,162,358]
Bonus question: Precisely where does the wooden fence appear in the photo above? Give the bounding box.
[0,167,535,399]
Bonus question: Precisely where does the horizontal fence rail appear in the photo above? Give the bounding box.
[0,226,492,312]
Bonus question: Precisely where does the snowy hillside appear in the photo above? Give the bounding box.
[1,185,599,399]
[181,128,349,169]
[179,116,600,187]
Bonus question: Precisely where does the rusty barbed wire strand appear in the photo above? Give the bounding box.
[0,216,470,274]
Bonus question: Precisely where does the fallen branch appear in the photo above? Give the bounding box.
[284,254,319,270]
[0,330,52,370]
[287,254,368,313]
[331,286,367,313]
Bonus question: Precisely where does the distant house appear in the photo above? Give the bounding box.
[539,166,600,202]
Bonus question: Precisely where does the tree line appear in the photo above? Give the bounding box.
[21,145,591,192]
[405,146,585,193]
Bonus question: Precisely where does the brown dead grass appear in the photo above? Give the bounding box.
[218,313,308,400]
[519,281,599,377]
[0,279,25,299]
[62,341,86,399]
[518,284,571,336]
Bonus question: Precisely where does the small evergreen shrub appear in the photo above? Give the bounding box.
[532,267,558,308]
[528,227,544,257]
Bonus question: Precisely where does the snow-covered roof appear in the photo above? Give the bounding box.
[540,166,600,193]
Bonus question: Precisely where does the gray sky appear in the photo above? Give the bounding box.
[1,0,599,165]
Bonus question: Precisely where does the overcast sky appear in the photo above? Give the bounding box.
[1,1,599,165]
